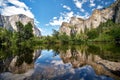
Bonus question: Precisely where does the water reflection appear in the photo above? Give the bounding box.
[0,46,41,80]
[30,50,114,80]
[0,43,120,80]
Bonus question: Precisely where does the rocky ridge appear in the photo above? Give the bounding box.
[60,0,120,36]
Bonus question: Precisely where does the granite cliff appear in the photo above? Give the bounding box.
[0,14,41,36]
[60,0,120,36]
[114,0,120,23]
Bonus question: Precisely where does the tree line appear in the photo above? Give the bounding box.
[0,20,120,46]
[39,20,120,44]
[0,21,35,47]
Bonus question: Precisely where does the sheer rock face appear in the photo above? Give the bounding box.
[114,0,120,23]
[60,1,120,36]
[59,22,71,36]
[0,14,41,36]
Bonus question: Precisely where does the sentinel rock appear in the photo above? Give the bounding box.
[0,14,41,36]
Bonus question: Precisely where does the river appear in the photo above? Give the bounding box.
[0,43,120,80]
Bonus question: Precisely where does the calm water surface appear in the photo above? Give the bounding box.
[0,43,120,80]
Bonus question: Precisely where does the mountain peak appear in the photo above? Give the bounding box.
[60,0,120,36]
[0,14,41,36]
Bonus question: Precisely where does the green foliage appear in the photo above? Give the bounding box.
[86,20,120,42]
[87,29,99,39]
[16,21,25,43]
[107,25,120,41]
[2,19,120,47]
[0,21,35,47]
[16,22,34,44]
[24,22,34,40]
[59,33,70,44]
[52,29,59,39]
[0,28,13,46]
[87,43,120,62]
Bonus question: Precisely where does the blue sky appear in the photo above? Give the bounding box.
[0,0,116,36]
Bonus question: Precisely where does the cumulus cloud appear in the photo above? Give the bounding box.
[8,0,29,9]
[0,0,34,18]
[63,5,71,11]
[47,16,65,26]
[96,5,103,9]
[47,0,90,27]
[47,11,74,26]
[1,6,34,18]
[53,17,57,20]
[73,0,86,12]
[47,11,90,26]
[90,0,95,7]
[48,18,63,26]
[0,0,3,6]
[0,0,7,7]
[74,0,82,9]
[90,3,95,7]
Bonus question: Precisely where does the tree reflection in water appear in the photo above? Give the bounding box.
[0,43,120,80]
[0,45,37,74]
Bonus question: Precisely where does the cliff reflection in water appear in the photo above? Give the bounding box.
[0,43,120,80]
[31,43,120,80]
[59,44,120,79]
[0,45,41,79]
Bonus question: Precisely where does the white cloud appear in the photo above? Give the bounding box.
[90,3,95,7]
[84,12,90,19]
[97,5,103,9]
[0,0,7,7]
[49,19,63,26]
[90,0,95,7]
[0,0,4,6]
[47,10,90,26]
[80,8,85,12]
[53,17,57,20]
[75,12,90,19]
[63,11,74,18]
[1,6,34,18]
[51,60,63,65]
[73,0,82,9]
[63,5,71,11]
[49,16,65,26]
[34,19,40,26]
[0,0,34,18]
[46,11,74,26]
[8,0,29,9]
[73,0,86,12]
